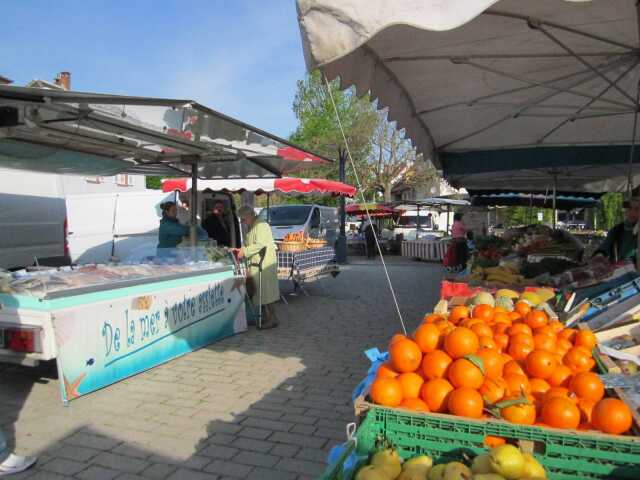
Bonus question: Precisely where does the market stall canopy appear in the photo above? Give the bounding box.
[393,198,470,211]
[161,177,356,197]
[297,0,640,192]
[470,189,601,209]
[0,85,330,178]
[345,203,395,217]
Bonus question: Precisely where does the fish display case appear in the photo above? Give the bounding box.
[0,249,247,403]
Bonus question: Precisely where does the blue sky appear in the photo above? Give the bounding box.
[1,1,306,138]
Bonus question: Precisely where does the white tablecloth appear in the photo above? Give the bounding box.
[401,239,448,261]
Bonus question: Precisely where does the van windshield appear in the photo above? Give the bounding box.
[259,205,313,226]
[398,215,433,229]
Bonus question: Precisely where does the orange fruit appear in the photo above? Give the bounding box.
[515,301,531,317]
[477,348,504,379]
[508,341,534,363]
[473,304,494,322]
[389,334,408,347]
[569,372,604,402]
[542,397,580,429]
[471,323,493,339]
[420,378,454,413]
[574,329,597,350]
[556,338,573,355]
[544,387,577,404]
[494,333,509,351]
[423,313,445,324]
[509,311,522,321]
[549,320,565,333]
[400,397,429,412]
[444,327,479,359]
[447,387,484,418]
[525,350,557,380]
[484,436,506,447]
[563,346,594,373]
[448,306,470,324]
[547,364,573,387]
[397,372,424,399]
[479,336,497,350]
[509,323,533,337]
[389,338,423,373]
[529,378,551,402]
[448,357,485,389]
[591,398,633,435]
[370,377,403,407]
[503,360,526,377]
[533,332,556,352]
[494,306,508,314]
[504,372,531,396]
[577,397,595,424]
[524,310,548,329]
[493,322,511,335]
[413,323,441,354]
[493,312,511,325]
[558,328,577,342]
[536,325,556,336]
[501,395,536,425]
[479,376,507,404]
[421,350,453,380]
[376,362,399,379]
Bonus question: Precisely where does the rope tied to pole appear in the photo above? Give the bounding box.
[323,74,408,335]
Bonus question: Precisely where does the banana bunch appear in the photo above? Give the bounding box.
[474,266,524,285]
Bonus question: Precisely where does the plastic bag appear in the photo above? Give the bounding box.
[351,348,389,402]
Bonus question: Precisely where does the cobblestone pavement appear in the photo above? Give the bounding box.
[0,259,442,479]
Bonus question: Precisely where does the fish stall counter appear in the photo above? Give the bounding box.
[0,253,246,403]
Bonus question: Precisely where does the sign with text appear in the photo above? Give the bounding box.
[52,272,246,402]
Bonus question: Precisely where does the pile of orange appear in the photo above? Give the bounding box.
[370,300,634,435]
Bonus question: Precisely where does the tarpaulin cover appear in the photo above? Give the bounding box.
[161,177,356,197]
[297,0,640,193]
[470,189,601,209]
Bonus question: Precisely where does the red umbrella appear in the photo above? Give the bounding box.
[345,203,395,217]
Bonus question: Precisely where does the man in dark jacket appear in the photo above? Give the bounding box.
[202,201,231,247]
[594,197,639,264]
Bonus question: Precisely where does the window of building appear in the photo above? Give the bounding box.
[116,174,133,186]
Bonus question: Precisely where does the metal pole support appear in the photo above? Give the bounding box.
[336,149,348,264]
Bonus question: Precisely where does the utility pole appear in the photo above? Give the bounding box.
[336,148,348,264]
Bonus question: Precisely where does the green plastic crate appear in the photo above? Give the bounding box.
[321,406,640,480]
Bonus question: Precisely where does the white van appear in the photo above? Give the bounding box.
[259,204,339,245]
[0,169,175,269]
[394,208,446,240]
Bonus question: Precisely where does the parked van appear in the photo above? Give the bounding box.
[394,208,446,240]
[259,204,339,245]
[0,183,176,270]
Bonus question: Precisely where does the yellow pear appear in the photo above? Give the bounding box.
[397,468,429,480]
[428,464,446,480]
[470,454,492,474]
[443,461,472,480]
[521,454,546,479]
[355,465,393,480]
[371,449,402,480]
[404,455,433,474]
[472,474,506,480]
[488,445,525,480]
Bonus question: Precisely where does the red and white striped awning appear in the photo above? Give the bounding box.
[161,177,356,197]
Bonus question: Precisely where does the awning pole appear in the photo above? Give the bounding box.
[266,193,271,223]
[552,176,557,230]
[446,205,450,234]
[190,159,198,247]
[627,79,640,199]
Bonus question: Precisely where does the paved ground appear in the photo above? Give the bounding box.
[0,258,442,480]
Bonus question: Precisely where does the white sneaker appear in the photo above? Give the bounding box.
[0,454,37,476]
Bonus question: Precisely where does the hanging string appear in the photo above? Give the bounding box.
[323,74,408,335]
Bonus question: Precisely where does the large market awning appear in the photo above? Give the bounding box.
[469,189,601,209]
[297,0,640,193]
[161,177,356,197]
[345,203,396,217]
[0,85,330,178]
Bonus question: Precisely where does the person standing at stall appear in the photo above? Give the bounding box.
[594,196,640,264]
[236,205,280,329]
[202,201,231,247]
[360,217,377,259]
[157,202,190,256]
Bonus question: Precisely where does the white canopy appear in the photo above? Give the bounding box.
[297,0,640,193]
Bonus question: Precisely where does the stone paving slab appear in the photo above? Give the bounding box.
[0,263,441,479]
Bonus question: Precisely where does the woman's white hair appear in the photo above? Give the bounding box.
[237,205,256,218]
